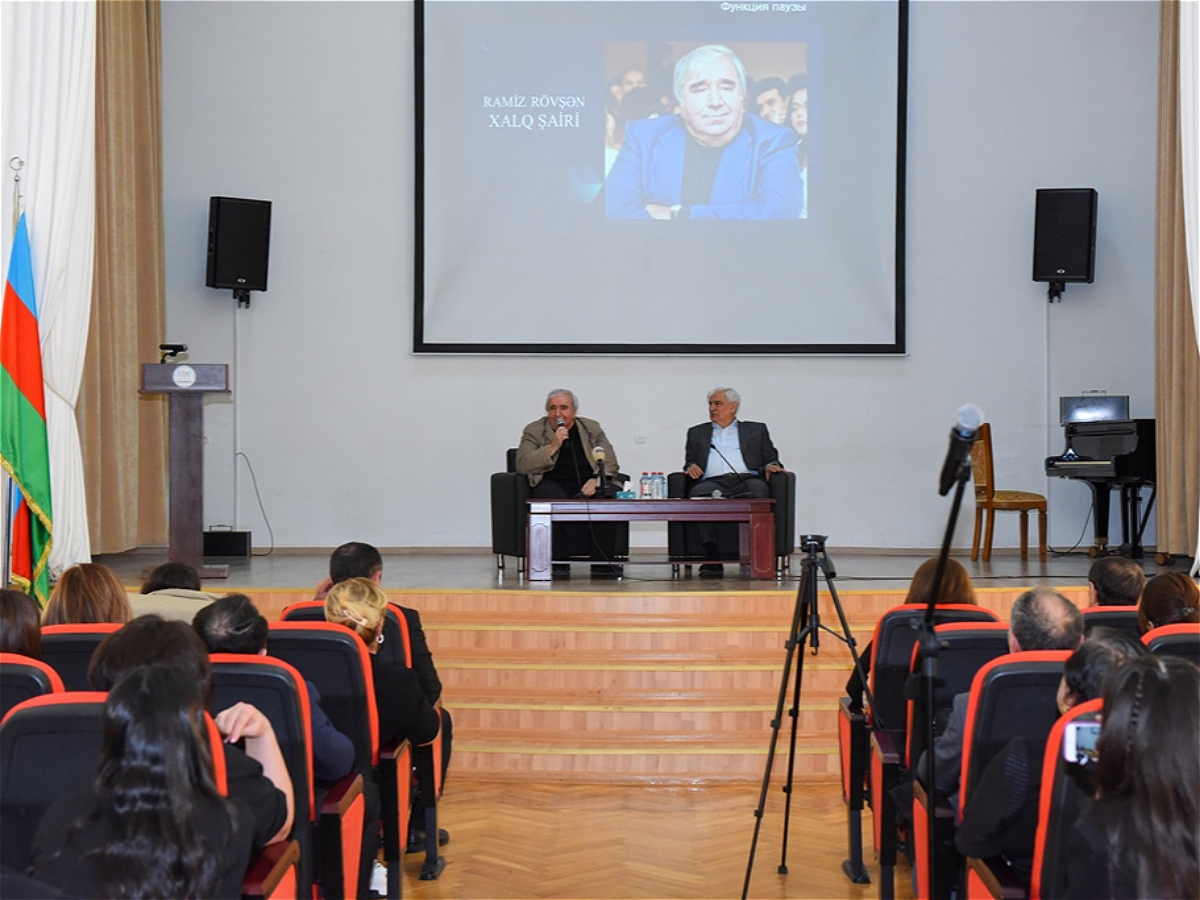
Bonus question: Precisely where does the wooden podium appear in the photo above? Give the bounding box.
[141,363,231,578]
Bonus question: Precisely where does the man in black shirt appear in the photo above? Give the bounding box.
[516,389,623,576]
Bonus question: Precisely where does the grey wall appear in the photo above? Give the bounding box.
[160,1,1160,552]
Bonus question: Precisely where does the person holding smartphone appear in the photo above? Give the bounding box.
[954,628,1146,889]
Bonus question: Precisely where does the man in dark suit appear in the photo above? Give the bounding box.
[684,387,785,575]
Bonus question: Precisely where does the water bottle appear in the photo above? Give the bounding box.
[640,472,651,499]
[655,471,666,499]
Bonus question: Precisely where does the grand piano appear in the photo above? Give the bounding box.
[1044,396,1156,558]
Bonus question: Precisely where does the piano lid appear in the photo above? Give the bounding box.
[1060,394,1129,425]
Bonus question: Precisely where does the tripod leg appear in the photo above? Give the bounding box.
[741,559,811,900]
[778,588,812,874]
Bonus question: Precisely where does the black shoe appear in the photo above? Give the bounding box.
[552,564,570,579]
[590,564,623,578]
[407,828,450,853]
[699,564,725,578]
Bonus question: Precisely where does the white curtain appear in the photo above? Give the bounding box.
[1183,0,1200,575]
[1,1,96,575]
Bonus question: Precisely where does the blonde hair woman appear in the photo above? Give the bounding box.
[324,578,439,747]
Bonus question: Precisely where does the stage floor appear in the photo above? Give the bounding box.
[92,544,1184,594]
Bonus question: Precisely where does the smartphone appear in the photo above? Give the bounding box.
[1062,720,1102,764]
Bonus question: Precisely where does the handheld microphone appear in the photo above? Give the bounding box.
[938,404,985,496]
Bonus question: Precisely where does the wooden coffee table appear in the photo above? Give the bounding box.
[526,498,775,581]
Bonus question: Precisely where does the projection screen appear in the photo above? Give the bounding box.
[415,0,908,354]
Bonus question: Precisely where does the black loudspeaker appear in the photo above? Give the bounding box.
[1032,188,1097,283]
[206,197,272,292]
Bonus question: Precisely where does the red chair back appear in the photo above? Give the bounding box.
[39,623,122,691]
[0,653,65,720]
[1142,622,1200,666]
[1028,699,1103,900]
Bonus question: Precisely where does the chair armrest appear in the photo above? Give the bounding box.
[319,772,364,818]
[871,729,901,767]
[316,773,366,900]
[966,856,1028,900]
[490,471,530,557]
[241,839,301,899]
[377,738,413,866]
[767,469,796,557]
[838,697,869,807]
[667,471,690,498]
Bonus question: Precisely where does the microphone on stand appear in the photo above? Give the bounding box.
[709,444,756,498]
[593,446,610,497]
[938,404,985,496]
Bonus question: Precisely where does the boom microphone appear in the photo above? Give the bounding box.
[938,404,985,496]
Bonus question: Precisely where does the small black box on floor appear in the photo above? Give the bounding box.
[203,530,252,558]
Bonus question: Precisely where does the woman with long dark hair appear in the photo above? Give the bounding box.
[29,665,254,899]
[1065,654,1200,900]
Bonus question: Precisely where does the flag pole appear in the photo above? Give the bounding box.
[2,158,22,590]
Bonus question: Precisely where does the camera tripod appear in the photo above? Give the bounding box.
[741,535,872,900]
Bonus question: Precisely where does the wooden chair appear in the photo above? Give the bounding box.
[970,423,1047,562]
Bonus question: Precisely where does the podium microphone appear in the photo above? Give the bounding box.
[938,404,985,496]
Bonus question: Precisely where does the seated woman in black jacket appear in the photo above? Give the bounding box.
[323,577,440,748]
[30,665,255,899]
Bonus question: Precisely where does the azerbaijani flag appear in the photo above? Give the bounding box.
[1,213,53,605]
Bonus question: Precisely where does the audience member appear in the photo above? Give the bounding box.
[788,76,808,145]
[919,586,1084,800]
[29,665,254,899]
[324,577,440,749]
[516,389,624,576]
[1086,556,1145,607]
[1065,654,1199,900]
[0,589,42,658]
[845,557,978,709]
[131,561,220,622]
[317,541,452,856]
[325,577,443,888]
[41,562,132,626]
[683,387,785,577]
[87,616,293,848]
[751,75,789,125]
[1137,571,1200,633]
[193,594,355,782]
[955,628,1147,887]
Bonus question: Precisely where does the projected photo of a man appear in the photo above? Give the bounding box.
[605,44,804,220]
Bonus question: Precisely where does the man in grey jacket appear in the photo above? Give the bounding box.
[517,389,622,576]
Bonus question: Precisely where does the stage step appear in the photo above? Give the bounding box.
[248,583,1087,785]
